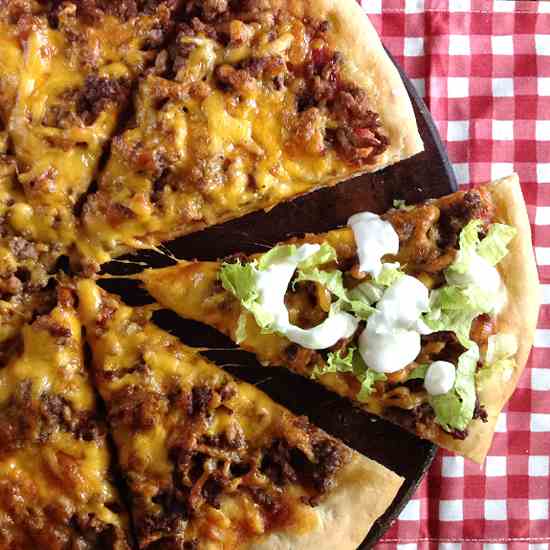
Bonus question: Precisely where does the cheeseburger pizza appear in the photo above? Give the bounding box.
[139,174,540,463]
[0,285,131,549]
[77,279,403,549]
[77,0,423,264]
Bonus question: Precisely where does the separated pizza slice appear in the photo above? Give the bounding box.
[78,0,423,264]
[77,278,403,549]
[0,284,131,549]
[139,174,540,463]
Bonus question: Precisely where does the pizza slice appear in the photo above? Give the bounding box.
[78,0,423,264]
[0,284,131,549]
[77,278,403,549]
[139,174,540,463]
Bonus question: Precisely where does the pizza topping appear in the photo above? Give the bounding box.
[220,243,358,349]
[358,275,432,373]
[348,211,399,277]
[424,219,515,347]
[423,361,456,396]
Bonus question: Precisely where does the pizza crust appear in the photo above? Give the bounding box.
[430,174,541,463]
[249,454,403,550]
[270,0,424,172]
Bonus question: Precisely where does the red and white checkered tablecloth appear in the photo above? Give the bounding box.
[358,1,550,548]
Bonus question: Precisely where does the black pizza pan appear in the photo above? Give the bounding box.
[101,55,457,549]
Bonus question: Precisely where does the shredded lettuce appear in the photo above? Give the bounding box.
[477,224,517,266]
[406,363,429,381]
[430,345,479,432]
[424,219,516,348]
[375,263,404,287]
[423,285,494,348]
[478,332,517,382]
[313,347,386,401]
[258,242,336,271]
[235,313,248,344]
[295,267,376,320]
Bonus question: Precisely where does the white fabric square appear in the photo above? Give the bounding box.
[411,78,426,98]
[447,121,469,142]
[448,77,469,98]
[484,499,507,520]
[484,545,508,550]
[405,0,424,13]
[528,455,550,477]
[439,500,463,521]
[535,207,550,225]
[442,456,464,478]
[531,413,550,432]
[449,34,470,55]
[492,120,514,141]
[439,545,462,550]
[539,78,550,96]
[539,2,550,13]
[542,284,550,304]
[399,499,420,521]
[536,120,550,141]
[491,163,514,180]
[404,37,424,57]
[361,0,381,14]
[492,78,514,97]
[529,544,549,550]
[536,35,550,56]
[449,0,470,11]
[529,499,549,520]
[535,249,550,266]
[493,1,515,12]
[397,545,417,550]
[535,328,550,346]
[485,456,507,477]
[453,163,469,184]
[491,35,514,55]
[537,163,550,183]
[495,412,507,433]
[531,368,550,391]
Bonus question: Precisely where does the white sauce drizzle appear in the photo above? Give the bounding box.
[424,361,456,396]
[348,212,399,277]
[255,244,359,350]
[358,275,432,373]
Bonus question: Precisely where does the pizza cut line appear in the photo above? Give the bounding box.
[77,0,423,264]
[139,174,541,463]
[77,278,403,549]
[0,284,132,549]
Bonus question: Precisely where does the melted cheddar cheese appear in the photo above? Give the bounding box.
[79,12,389,263]
[78,279,352,549]
[0,1,176,343]
[0,287,130,549]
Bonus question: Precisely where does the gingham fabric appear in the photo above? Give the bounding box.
[359,1,550,549]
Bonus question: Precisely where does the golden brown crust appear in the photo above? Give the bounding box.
[433,174,541,462]
[270,0,423,169]
[250,453,402,550]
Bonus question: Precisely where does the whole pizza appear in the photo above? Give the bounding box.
[0,1,540,549]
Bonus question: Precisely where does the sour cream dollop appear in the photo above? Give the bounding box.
[255,244,359,350]
[358,275,432,373]
[424,361,456,396]
[348,212,399,277]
